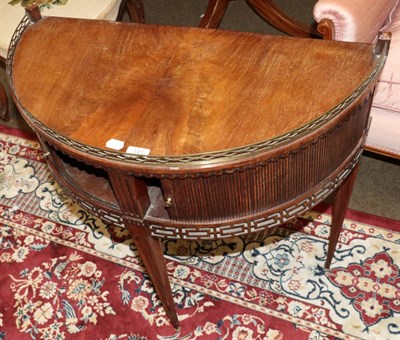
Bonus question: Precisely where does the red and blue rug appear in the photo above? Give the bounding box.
[1,125,399,340]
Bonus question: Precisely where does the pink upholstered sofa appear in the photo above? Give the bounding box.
[314,0,400,158]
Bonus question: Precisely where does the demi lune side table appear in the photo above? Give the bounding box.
[7,9,389,329]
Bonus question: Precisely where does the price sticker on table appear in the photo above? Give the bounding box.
[126,146,151,155]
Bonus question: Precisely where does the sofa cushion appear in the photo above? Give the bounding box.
[373,4,399,118]
[367,5,400,156]
[375,4,400,102]
[367,107,400,155]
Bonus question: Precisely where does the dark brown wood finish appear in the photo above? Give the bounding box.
[124,221,179,329]
[325,162,360,269]
[317,18,335,40]
[0,77,8,121]
[199,0,230,28]
[7,14,389,328]
[118,0,145,23]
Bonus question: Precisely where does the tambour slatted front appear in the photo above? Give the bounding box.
[160,94,373,223]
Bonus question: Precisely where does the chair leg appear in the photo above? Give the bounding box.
[0,82,9,121]
[118,0,145,23]
[246,0,320,38]
[200,0,230,29]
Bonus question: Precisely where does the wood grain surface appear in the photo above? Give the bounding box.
[12,17,374,156]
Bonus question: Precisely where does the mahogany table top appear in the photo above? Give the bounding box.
[11,17,375,157]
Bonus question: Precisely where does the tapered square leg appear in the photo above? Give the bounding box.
[0,82,9,121]
[325,163,360,269]
[125,221,180,329]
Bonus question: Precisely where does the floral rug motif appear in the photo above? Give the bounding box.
[327,251,400,329]
[0,125,400,340]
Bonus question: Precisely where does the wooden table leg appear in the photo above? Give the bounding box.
[325,163,360,269]
[0,82,9,121]
[246,0,320,38]
[125,221,180,329]
[107,172,179,328]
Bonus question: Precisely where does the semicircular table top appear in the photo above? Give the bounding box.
[10,17,375,159]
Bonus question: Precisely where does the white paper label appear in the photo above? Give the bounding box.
[126,146,151,155]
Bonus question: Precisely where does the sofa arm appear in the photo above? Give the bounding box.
[313,0,398,42]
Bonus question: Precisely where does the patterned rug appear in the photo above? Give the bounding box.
[1,125,400,340]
